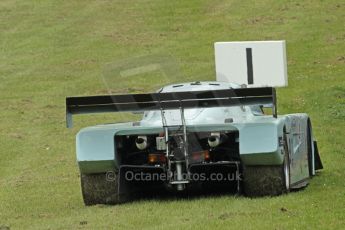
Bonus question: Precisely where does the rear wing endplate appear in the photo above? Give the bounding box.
[66,87,277,128]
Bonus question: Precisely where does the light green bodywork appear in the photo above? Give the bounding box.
[75,82,316,186]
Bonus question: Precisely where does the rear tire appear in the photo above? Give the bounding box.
[81,172,120,205]
[243,135,290,197]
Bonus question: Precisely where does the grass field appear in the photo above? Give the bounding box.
[0,0,344,229]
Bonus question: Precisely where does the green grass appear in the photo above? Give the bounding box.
[0,0,344,229]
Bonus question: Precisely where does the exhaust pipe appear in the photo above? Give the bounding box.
[135,136,148,150]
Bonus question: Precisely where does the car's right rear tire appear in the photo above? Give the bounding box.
[243,135,290,197]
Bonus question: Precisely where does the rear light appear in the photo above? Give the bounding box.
[192,150,210,162]
[205,151,210,161]
[148,153,166,164]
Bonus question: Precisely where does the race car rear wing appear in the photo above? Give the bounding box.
[66,87,277,128]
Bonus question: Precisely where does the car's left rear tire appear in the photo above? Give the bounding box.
[80,172,120,206]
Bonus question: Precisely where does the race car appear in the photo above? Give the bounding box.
[66,81,323,205]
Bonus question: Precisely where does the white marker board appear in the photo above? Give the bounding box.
[214,41,288,87]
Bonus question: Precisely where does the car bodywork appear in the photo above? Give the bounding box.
[66,81,323,205]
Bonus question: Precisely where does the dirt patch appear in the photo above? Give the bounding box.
[280,207,288,212]
[8,133,23,139]
[79,221,88,226]
[0,225,10,230]
[218,213,232,220]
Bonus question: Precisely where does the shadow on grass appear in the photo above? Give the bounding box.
[114,183,245,206]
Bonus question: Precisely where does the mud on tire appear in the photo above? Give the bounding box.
[243,164,287,197]
[81,172,119,205]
